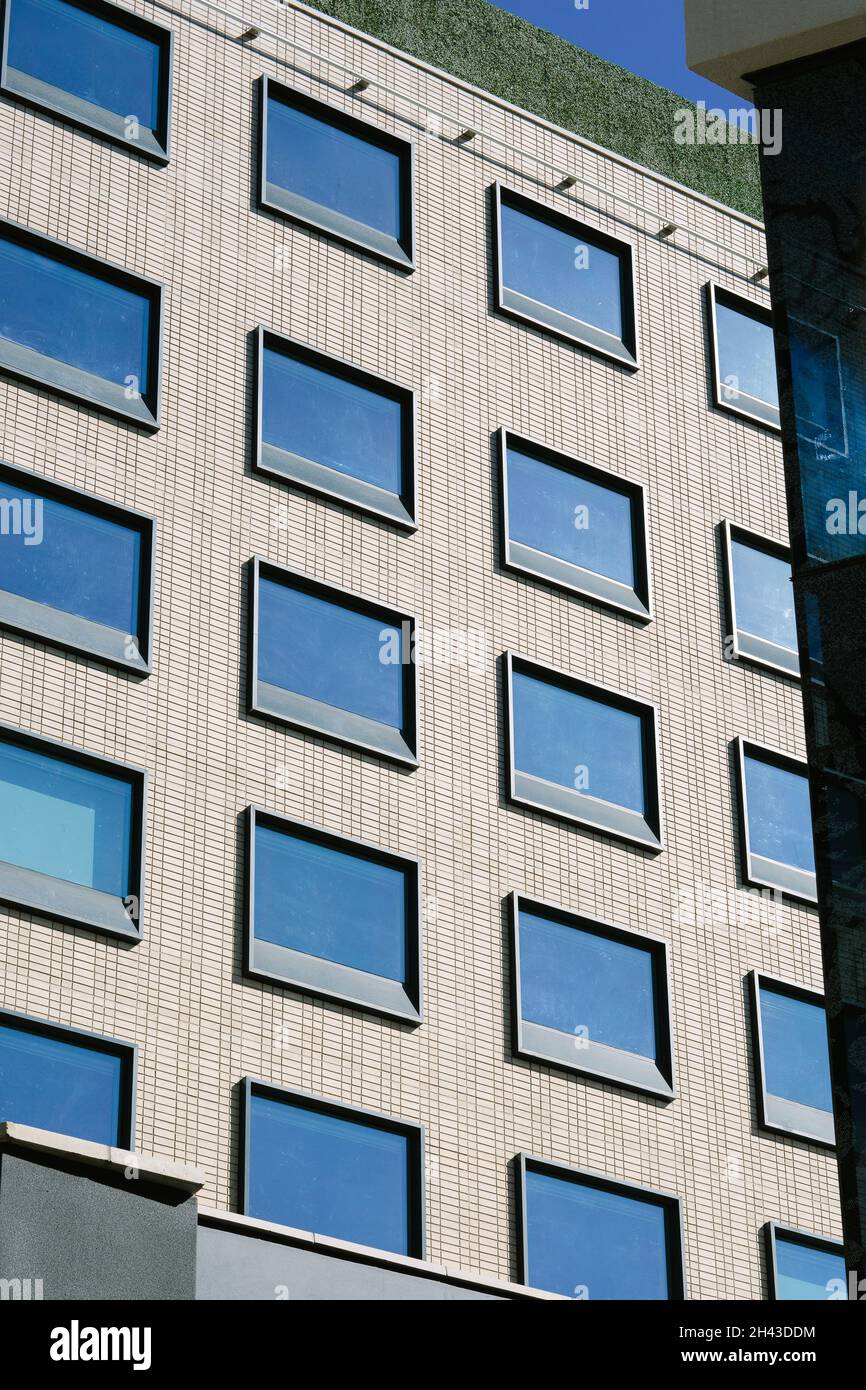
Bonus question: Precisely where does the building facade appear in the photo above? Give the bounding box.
[0,0,844,1299]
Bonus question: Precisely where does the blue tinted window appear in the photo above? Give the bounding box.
[254,824,407,981]
[262,346,404,495]
[789,320,846,454]
[760,985,833,1114]
[745,754,815,873]
[500,201,623,339]
[512,670,645,814]
[775,1234,845,1301]
[525,1167,672,1299]
[0,1018,124,1144]
[247,1090,412,1254]
[258,578,404,731]
[0,235,151,391]
[506,446,635,587]
[0,740,132,895]
[266,91,403,241]
[0,479,141,633]
[731,538,797,651]
[519,910,655,1058]
[6,0,162,129]
[716,301,779,409]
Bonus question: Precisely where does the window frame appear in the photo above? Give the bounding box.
[509,892,674,1099]
[244,806,422,1024]
[504,651,663,851]
[0,457,155,672]
[499,427,651,620]
[750,970,835,1148]
[257,76,416,271]
[764,1221,846,1301]
[706,282,780,431]
[253,326,417,530]
[0,217,163,429]
[721,519,799,679]
[789,314,848,460]
[248,556,419,767]
[492,182,639,369]
[515,1152,686,1299]
[0,0,173,162]
[734,736,817,903]
[240,1077,426,1258]
[0,719,146,940]
[0,1004,136,1148]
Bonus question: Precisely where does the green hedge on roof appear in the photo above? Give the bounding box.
[301,0,762,220]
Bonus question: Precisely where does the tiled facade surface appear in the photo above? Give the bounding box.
[0,0,840,1296]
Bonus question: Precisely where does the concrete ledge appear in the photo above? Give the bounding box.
[0,1122,205,1194]
[686,0,866,97]
[198,1206,564,1300]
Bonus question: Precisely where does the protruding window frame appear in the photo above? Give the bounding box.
[0,1004,137,1148]
[0,218,163,429]
[244,806,422,1024]
[0,719,146,940]
[734,736,817,903]
[764,1220,846,1301]
[499,427,651,620]
[492,182,639,368]
[504,651,663,851]
[509,891,674,1099]
[0,0,173,162]
[253,327,417,530]
[257,76,416,271]
[720,519,799,679]
[750,970,835,1148]
[248,557,419,767]
[0,457,155,672]
[515,1152,686,1299]
[240,1077,426,1258]
[706,282,780,431]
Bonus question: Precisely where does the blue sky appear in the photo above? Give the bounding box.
[490,0,749,108]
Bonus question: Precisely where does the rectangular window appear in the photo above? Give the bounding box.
[242,1080,424,1257]
[0,723,145,938]
[789,317,847,458]
[765,1223,845,1301]
[500,430,650,618]
[510,894,673,1097]
[0,460,153,670]
[736,738,816,901]
[258,78,414,269]
[246,808,421,1022]
[707,283,779,430]
[722,521,798,678]
[250,558,418,766]
[518,1155,685,1299]
[493,184,638,367]
[505,653,661,849]
[255,329,416,528]
[751,972,835,1147]
[0,221,161,427]
[0,1008,134,1146]
[1,0,172,160]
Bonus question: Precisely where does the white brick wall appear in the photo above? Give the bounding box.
[0,0,840,1296]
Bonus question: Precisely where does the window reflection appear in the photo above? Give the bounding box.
[774,1232,845,1301]
[246,1087,416,1255]
[760,983,833,1116]
[744,752,815,874]
[0,1015,128,1145]
[523,1164,676,1299]
[519,908,656,1058]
